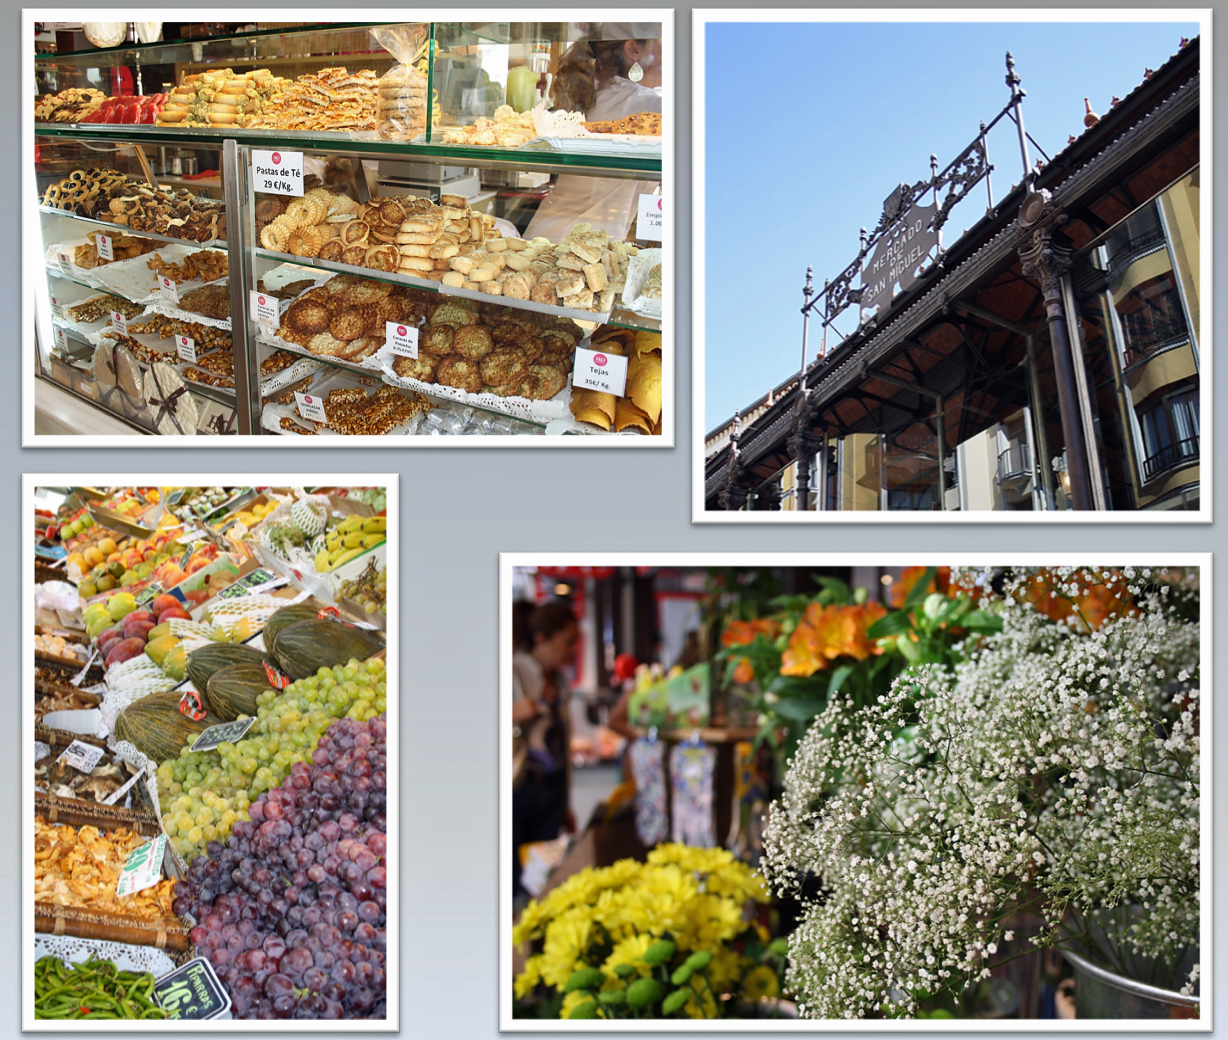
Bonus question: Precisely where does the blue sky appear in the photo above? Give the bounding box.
[703,20,1200,431]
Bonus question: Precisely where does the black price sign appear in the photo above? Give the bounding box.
[189,716,256,753]
[154,957,230,1020]
[135,582,163,607]
[216,568,277,600]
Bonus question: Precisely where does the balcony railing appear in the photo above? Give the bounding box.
[996,442,1032,485]
[1142,435,1199,482]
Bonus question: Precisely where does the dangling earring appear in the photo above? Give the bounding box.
[628,61,643,82]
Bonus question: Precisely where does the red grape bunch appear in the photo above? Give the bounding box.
[177,714,388,1019]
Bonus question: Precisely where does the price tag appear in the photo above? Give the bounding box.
[573,345,630,396]
[177,334,197,364]
[251,149,304,197]
[249,291,279,325]
[116,834,167,898]
[636,193,664,242]
[57,250,72,274]
[96,233,115,262]
[159,275,180,304]
[50,293,63,319]
[53,326,69,353]
[296,392,327,423]
[135,582,164,608]
[103,769,143,806]
[190,717,256,753]
[111,309,129,337]
[216,568,280,600]
[154,958,231,1020]
[57,740,105,774]
[385,321,419,358]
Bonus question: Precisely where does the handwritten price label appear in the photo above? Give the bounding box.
[111,310,129,337]
[57,251,72,273]
[116,834,167,898]
[249,292,279,325]
[96,233,115,262]
[636,193,663,242]
[50,293,63,319]
[252,150,304,197]
[53,326,69,352]
[295,392,327,423]
[159,275,180,304]
[58,740,105,774]
[574,345,629,396]
[177,335,197,364]
[385,321,419,358]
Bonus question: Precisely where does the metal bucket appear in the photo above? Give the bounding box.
[1063,948,1199,1019]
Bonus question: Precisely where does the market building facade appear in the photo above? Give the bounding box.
[705,40,1200,513]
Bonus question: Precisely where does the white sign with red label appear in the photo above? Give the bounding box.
[385,321,419,358]
[50,293,63,319]
[249,291,279,325]
[57,250,73,273]
[96,233,115,261]
[573,345,629,396]
[111,309,129,336]
[53,326,69,352]
[252,149,304,197]
[295,392,327,423]
[636,193,663,242]
[176,334,197,364]
[159,275,180,304]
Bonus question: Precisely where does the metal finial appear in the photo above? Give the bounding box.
[1005,51,1019,89]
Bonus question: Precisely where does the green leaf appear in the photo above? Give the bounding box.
[903,567,938,609]
[752,720,779,752]
[612,964,636,980]
[813,576,854,603]
[598,990,627,1006]
[827,663,855,699]
[643,940,676,965]
[866,611,913,638]
[770,697,825,721]
[625,978,664,1010]
[563,968,605,993]
[768,938,790,957]
[961,610,1003,632]
[662,988,691,1015]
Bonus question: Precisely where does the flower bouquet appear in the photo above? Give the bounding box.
[763,567,1200,1018]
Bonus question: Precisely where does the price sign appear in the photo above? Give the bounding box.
[296,392,327,423]
[102,769,143,806]
[50,293,63,319]
[190,717,256,753]
[636,193,664,242]
[573,345,629,396]
[57,740,105,774]
[249,291,279,325]
[385,321,419,358]
[216,568,279,600]
[96,233,115,262]
[251,149,304,197]
[154,958,231,1020]
[134,582,164,608]
[53,326,69,353]
[176,334,197,364]
[159,275,180,304]
[116,834,167,898]
[57,250,72,273]
[111,309,129,337]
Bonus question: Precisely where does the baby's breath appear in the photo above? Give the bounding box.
[764,568,1200,1018]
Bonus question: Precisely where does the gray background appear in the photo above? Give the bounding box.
[9,1,1225,1036]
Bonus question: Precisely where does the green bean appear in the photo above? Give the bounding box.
[33,956,168,1020]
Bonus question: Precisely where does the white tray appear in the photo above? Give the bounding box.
[90,243,207,304]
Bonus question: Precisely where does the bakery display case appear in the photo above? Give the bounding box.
[31,19,667,438]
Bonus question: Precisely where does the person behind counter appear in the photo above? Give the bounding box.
[523,23,663,244]
[511,600,580,898]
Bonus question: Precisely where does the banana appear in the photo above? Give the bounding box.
[360,533,385,549]
[362,516,387,534]
[339,515,363,534]
[343,532,364,549]
[330,547,364,568]
[315,548,332,572]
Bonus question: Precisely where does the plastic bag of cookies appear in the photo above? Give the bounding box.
[370,24,429,141]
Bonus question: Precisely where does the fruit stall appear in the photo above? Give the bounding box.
[30,484,392,1022]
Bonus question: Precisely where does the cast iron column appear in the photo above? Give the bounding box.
[1019,213,1094,511]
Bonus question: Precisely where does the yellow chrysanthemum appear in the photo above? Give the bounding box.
[684,977,719,1019]
[602,933,655,979]
[513,955,544,999]
[561,989,599,1020]
[539,909,593,988]
[742,965,780,1002]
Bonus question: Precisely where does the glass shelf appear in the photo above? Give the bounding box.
[35,124,660,176]
[39,206,228,250]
